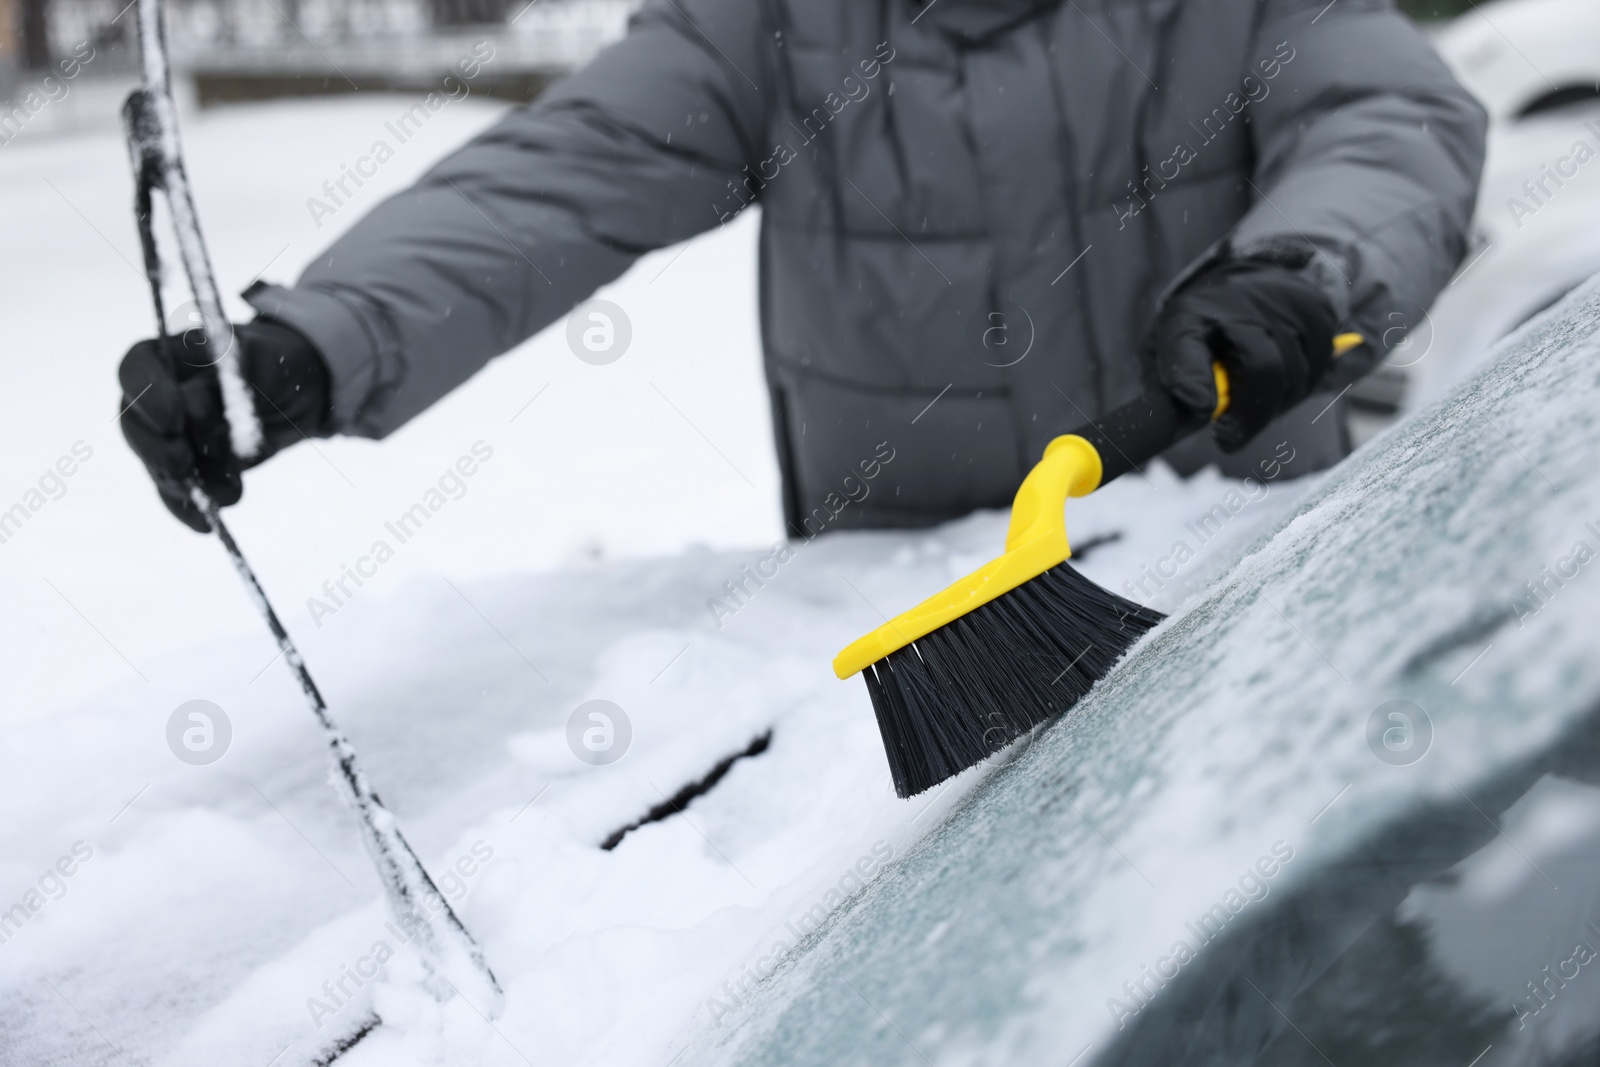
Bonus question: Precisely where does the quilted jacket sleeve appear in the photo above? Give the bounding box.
[245,0,769,436]
[1231,0,1487,377]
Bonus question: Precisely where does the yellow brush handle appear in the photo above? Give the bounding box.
[832,331,1368,680]
[832,435,1101,679]
[1212,331,1364,419]
[1211,363,1230,420]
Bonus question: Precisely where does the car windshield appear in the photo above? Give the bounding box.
[679,277,1600,1067]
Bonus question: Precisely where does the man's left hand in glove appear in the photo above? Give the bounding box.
[117,319,332,531]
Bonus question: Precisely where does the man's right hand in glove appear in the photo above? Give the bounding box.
[1147,253,1340,454]
[118,319,332,531]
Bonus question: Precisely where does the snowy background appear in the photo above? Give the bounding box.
[5,6,1600,1063]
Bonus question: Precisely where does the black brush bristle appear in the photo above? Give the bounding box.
[861,562,1164,797]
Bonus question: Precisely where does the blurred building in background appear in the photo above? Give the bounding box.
[0,0,1476,116]
[1,0,640,106]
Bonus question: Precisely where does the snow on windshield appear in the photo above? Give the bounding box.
[675,279,1600,1066]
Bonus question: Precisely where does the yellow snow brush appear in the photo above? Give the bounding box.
[837,332,1365,796]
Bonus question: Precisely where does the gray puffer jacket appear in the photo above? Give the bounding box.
[246,0,1486,531]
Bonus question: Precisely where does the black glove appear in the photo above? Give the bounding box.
[1148,256,1339,453]
[119,318,332,531]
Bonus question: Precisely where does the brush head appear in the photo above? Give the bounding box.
[859,561,1163,797]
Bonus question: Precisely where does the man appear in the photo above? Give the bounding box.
[120,0,1485,534]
